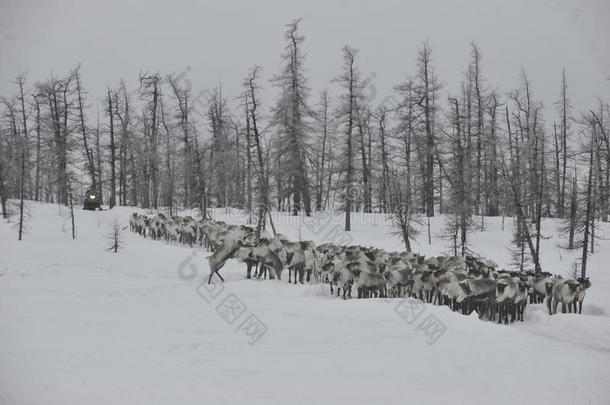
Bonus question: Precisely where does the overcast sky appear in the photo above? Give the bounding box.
[1,0,609,120]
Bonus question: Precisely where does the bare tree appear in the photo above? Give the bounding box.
[139,72,161,209]
[107,88,117,209]
[556,69,571,217]
[414,41,442,217]
[377,105,390,213]
[314,90,331,211]
[105,216,126,253]
[169,75,193,207]
[272,19,313,216]
[335,45,360,231]
[576,113,603,277]
[17,124,27,240]
[243,66,275,239]
[74,67,97,191]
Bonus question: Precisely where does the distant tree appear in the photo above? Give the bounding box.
[15,73,32,200]
[36,72,75,205]
[0,147,8,219]
[441,96,474,256]
[555,70,572,217]
[32,94,42,202]
[139,72,161,209]
[0,104,14,219]
[356,103,373,212]
[313,90,332,211]
[504,72,545,272]
[113,80,134,206]
[243,66,275,239]
[17,123,27,240]
[414,41,442,217]
[168,74,194,207]
[107,88,117,209]
[395,78,417,217]
[376,105,391,213]
[595,101,609,222]
[271,19,313,216]
[486,90,501,216]
[389,170,421,252]
[158,88,175,214]
[335,45,361,231]
[207,86,231,207]
[576,113,602,277]
[74,66,97,192]
[560,174,578,249]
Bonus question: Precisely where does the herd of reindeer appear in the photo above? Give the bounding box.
[130,212,592,324]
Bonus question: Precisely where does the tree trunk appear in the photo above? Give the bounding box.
[107,89,117,209]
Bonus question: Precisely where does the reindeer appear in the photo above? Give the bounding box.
[411,265,432,302]
[436,271,468,310]
[513,280,529,322]
[149,214,166,240]
[328,259,355,299]
[283,241,317,284]
[352,262,387,298]
[129,213,138,232]
[571,277,591,314]
[179,220,197,247]
[457,278,497,320]
[551,279,581,314]
[134,215,149,237]
[252,239,285,280]
[244,235,284,279]
[495,277,518,324]
[207,226,253,284]
[527,274,559,314]
[384,265,413,298]
[164,218,181,244]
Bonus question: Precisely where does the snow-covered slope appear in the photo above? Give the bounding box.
[1,202,609,405]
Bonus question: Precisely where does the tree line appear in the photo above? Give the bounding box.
[0,19,608,276]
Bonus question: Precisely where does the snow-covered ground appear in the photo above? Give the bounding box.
[1,202,610,405]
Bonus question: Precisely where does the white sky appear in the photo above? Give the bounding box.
[1,0,609,120]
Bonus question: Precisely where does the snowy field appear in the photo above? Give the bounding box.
[1,202,610,405]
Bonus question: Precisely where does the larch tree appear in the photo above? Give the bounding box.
[335,45,361,231]
[271,18,313,216]
[414,40,442,217]
[139,72,161,209]
[106,88,117,209]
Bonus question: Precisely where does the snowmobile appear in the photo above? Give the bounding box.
[83,189,102,210]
